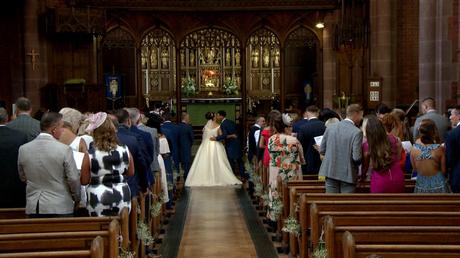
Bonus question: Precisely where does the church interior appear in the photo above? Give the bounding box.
[2,0,460,258]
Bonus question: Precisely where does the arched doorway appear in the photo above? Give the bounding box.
[284,27,320,112]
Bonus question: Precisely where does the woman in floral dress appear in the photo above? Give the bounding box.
[266,112,304,221]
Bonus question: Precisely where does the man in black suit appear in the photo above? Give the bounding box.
[0,108,28,207]
[178,112,194,181]
[247,116,265,165]
[297,105,326,175]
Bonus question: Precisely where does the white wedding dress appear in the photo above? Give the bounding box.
[185,121,242,187]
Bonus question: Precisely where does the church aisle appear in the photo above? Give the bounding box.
[177,187,258,258]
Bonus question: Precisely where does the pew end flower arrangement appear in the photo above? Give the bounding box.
[282,216,301,236]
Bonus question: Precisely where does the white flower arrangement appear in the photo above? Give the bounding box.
[137,220,154,246]
[313,230,327,258]
[118,248,135,258]
[181,76,196,97]
[223,78,239,95]
[282,216,301,236]
[268,190,283,221]
[150,193,165,218]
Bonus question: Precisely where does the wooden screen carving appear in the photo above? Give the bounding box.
[141,29,176,100]
[246,28,280,100]
[179,28,241,97]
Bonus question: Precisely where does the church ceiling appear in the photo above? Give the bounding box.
[74,0,338,11]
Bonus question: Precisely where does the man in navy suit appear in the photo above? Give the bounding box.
[0,108,28,207]
[161,111,180,176]
[113,110,150,196]
[178,112,194,181]
[126,108,154,187]
[214,110,246,178]
[292,109,309,135]
[297,105,326,174]
[446,105,460,192]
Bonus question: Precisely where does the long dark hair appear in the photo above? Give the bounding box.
[419,119,440,144]
[365,115,393,172]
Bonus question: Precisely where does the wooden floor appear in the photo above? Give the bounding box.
[177,187,259,258]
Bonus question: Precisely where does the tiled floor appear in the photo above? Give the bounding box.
[177,187,258,258]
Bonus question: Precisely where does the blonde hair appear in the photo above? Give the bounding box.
[92,118,119,152]
[59,107,83,134]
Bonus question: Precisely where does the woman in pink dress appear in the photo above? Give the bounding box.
[361,115,405,193]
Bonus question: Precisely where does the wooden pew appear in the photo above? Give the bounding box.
[287,183,416,256]
[324,214,460,258]
[0,236,104,258]
[0,208,26,219]
[0,208,129,250]
[296,195,460,258]
[0,220,119,258]
[342,231,460,258]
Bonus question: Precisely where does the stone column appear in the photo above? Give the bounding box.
[419,0,457,112]
[23,0,48,111]
[370,0,397,105]
[322,11,338,108]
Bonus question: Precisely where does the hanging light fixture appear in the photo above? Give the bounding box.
[315,22,325,29]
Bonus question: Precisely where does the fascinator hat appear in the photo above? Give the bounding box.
[282,113,294,126]
[85,112,108,133]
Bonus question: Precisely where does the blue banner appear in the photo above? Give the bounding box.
[105,74,122,99]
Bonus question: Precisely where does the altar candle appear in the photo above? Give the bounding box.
[145,70,149,94]
[271,68,274,93]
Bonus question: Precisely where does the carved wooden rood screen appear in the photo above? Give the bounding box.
[141,29,176,101]
[179,28,241,98]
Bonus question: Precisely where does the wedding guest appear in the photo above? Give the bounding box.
[361,115,405,193]
[259,110,281,184]
[413,97,450,142]
[0,108,28,208]
[18,112,81,217]
[248,116,265,166]
[446,106,460,192]
[268,113,304,184]
[114,109,149,196]
[85,112,134,216]
[178,112,194,180]
[411,119,448,193]
[319,104,363,193]
[7,97,40,142]
[126,107,155,187]
[161,111,180,179]
[297,105,326,174]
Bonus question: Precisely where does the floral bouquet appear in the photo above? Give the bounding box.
[181,76,196,97]
[223,77,239,96]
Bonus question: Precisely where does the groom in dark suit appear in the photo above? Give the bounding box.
[214,110,246,178]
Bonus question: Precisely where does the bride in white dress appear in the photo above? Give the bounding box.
[185,112,242,187]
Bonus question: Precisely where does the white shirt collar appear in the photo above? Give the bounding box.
[254,124,261,128]
[344,118,355,125]
[39,132,54,138]
[457,121,460,127]
[0,124,6,127]
[309,117,318,120]
[426,109,436,113]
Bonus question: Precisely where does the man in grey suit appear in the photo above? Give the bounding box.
[413,97,450,142]
[319,104,363,193]
[7,97,40,142]
[18,112,81,217]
